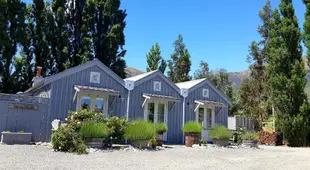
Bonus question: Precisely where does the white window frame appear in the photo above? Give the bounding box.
[153,81,162,92]
[90,72,100,84]
[76,93,109,116]
[144,99,168,140]
[202,88,209,98]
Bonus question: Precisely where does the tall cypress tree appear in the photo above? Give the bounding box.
[146,43,167,73]
[267,0,309,146]
[0,0,27,93]
[303,0,310,67]
[168,34,191,83]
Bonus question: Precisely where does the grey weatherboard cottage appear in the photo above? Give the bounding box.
[125,70,185,144]
[176,78,232,143]
[25,59,128,140]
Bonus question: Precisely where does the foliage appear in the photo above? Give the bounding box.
[150,137,157,148]
[18,131,24,133]
[67,110,104,123]
[239,0,271,130]
[124,120,156,141]
[266,0,308,146]
[277,103,310,147]
[146,43,167,73]
[241,131,259,141]
[104,116,127,140]
[79,121,109,139]
[232,132,242,145]
[154,122,168,134]
[168,34,192,83]
[51,124,88,154]
[209,125,232,140]
[200,139,207,145]
[181,121,203,134]
[303,0,310,68]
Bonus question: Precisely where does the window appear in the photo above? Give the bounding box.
[148,103,155,122]
[202,88,209,98]
[90,72,100,84]
[94,98,104,113]
[158,103,165,123]
[207,108,212,129]
[153,81,161,91]
[198,108,204,126]
[80,96,91,110]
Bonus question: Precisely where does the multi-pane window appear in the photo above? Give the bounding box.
[94,98,104,113]
[158,103,165,123]
[81,96,91,110]
[148,103,155,122]
[198,108,204,127]
[207,108,212,129]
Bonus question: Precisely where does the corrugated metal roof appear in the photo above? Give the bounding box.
[143,93,180,101]
[195,100,228,107]
[75,85,120,94]
[124,70,158,82]
[175,78,206,89]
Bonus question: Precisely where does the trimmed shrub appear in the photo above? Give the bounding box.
[105,116,127,140]
[155,122,168,134]
[124,120,156,141]
[209,125,232,140]
[51,124,87,154]
[67,110,104,123]
[241,131,259,141]
[182,121,203,134]
[79,121,109,139]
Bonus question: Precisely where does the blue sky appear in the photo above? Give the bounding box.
[121,0,306,73]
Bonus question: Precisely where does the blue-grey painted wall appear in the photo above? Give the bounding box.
[184,82,229,126]
[48,65,128,121]
[128,75,183,144]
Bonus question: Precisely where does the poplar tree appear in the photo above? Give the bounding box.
[267,0,309,146]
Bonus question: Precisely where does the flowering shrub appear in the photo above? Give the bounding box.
[67,110,104,123]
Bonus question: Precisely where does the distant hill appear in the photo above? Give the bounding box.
[125,67,144,78]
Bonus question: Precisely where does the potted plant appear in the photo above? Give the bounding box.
[154,122,168,146]
[1,130,32,145]
[209,125,232,147]
[182,121,203,147]
[79,121,109,148]
[241,131,259,147]
[124,120,156,148]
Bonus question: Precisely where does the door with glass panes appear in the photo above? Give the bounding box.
[145,100,168,141]
[196,106,215,141]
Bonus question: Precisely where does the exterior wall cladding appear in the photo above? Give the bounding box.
[184,83,229,127]
[128,75,183,144]
[49,65,128,121]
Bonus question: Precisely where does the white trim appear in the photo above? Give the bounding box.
[154,101,159,123]
[126,90,131,121]
[182,97,185,144]
[142,95,150,107]
[144,101,148,121]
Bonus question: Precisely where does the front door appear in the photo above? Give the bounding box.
[196,105,215,142]
[145,101,168,141]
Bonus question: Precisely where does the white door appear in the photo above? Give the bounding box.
[196,105,215,142]
[144,101,168,141]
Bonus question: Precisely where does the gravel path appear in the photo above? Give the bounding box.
[0,144,310,170]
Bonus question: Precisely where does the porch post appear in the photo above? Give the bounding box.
[182,96,185,144]
[126,90,131,121]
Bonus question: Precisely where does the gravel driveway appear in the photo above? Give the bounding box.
[0,144,309,170]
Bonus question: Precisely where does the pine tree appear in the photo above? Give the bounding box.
[266,0,309,146]
[0,0,27,93]
[146,43,167,73]
[168,34,191,83]
[303,0,310,67]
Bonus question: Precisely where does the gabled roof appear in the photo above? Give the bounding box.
[176,78,205,89]
[25,59,125,93]
[176,78,232,106]
[124,70,157,82]
[125,70,180,93]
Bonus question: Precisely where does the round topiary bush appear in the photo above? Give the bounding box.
[124,120,156,141]
[209,125,232,140]
[182,121,203,134]
[155,122,168,134]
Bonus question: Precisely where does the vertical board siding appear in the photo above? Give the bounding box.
[185,83,229,127]
[50,65,127,121]
[0,99,50,142]
[129,75,183,144]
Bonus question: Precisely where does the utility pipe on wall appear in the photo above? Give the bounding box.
[182,96,185,144]
[126,90,131,121]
